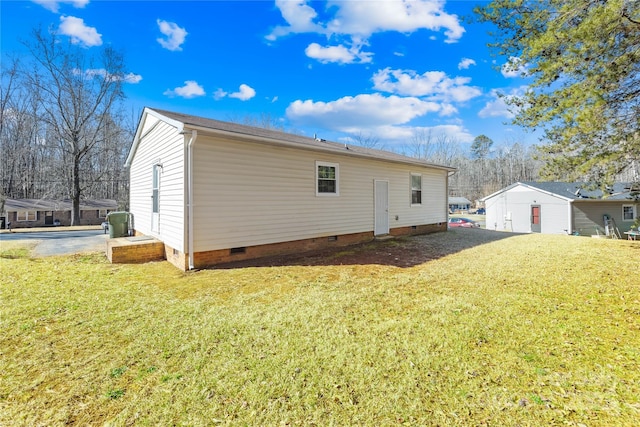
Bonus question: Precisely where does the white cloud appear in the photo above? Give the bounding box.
[79,68,142,83]
[438,103,458,116]
[478,97,513,118]
[501,56,528,78]
[122,72,143,84]
[286,93,440,130]
[58,16,101,47]
[229,84,256,101]
[380,124,474,143]
[372,68,481,102]
[163,81,205,98]
[213,88,228,100]
[266,0,325,41]
[458,58,476,70]
[32,0,88,13]
[478,87,527,119]
[157,19,188,51]
[268,0,465,41]
[267,0,465,63]
[325,0,465,43]
[304,42,372,64]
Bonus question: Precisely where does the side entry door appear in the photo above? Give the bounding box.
[531,205,541,233]
[374,180,389,236]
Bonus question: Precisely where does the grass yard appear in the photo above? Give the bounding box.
[1,231,639,426]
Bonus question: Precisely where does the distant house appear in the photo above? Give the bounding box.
[448,196,471,213]
[125,107,455,270]
[481,182,639,235]
[2,199,117,229]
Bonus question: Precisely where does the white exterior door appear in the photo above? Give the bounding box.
[151,164,160,233]
[375,180,389,236]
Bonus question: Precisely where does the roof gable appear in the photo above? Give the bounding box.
[482,181,639,202]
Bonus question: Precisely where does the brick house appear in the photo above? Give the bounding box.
[2,199,117,229]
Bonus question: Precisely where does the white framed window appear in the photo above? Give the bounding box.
[411,173,422,205]
[99,209,110,218]
[17,211,37,221]
[622,205,637,222]
[316,161,339,196]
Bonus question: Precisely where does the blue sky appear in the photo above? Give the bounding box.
[2,0,533,152]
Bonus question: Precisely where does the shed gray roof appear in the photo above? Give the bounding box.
[521,182,638,201]
[134,108,456,172]
[3,199,117,212]
[482,182,639,202]
[449,196,471,205]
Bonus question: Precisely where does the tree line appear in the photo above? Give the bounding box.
[400,131,541,204]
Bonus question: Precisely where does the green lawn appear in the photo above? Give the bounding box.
[1,233,639,426]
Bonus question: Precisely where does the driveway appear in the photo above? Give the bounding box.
[0,229,107,257]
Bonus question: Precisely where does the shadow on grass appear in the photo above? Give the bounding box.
[215,228,525,269]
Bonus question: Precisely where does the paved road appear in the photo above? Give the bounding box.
[0,229,108,257]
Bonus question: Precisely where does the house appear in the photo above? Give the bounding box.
[448,196,471,213]
[2,199,117,229]
[481,182,639,235]
[124,107,455,270]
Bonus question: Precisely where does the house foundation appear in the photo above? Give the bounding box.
[108,223,447,270]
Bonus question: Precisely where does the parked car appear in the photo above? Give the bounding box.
[448,217,480,228]
[475,208,486,215]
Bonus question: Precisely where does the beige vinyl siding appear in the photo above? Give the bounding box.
[192,135,447,252]
[129,119,185,251]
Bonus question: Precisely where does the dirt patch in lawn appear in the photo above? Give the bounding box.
[216,228,521,269]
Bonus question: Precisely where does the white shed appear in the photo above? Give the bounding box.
[482,181,639,235]
[126,108,455,270]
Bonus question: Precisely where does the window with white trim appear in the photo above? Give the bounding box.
[99,209,110,218]
[411,173,422,205]
[622,205,637,221]
[316,161,339,196]
[17,211,37,221]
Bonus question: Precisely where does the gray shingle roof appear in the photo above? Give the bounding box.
[149,108,456,172]
[521,181,638,201]
[3,199,117,212]
[449,196,471,204]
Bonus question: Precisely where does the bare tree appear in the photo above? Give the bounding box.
[1,58,50,208]
[348,131,384,150]
[409,129,461,164]
[21,27,127,224]
[227,112,287,132]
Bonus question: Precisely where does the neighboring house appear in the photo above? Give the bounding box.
[2,199,117,229]
[125,108,455,270]
[449,196,471,213]
[481,182,639,235]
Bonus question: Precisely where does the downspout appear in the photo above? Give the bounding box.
[447,170,456,226]
[568,199,574,235]
[187,130,198,270]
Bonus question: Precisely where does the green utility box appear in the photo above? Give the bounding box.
[107,212,130,238]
